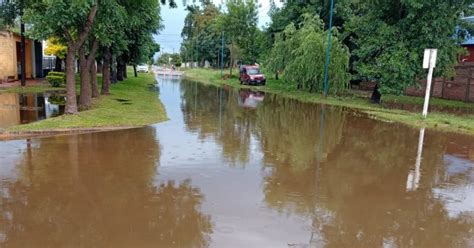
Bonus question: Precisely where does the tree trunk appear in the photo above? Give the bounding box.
[101,47,111,95]
[55,56,63,72]
[111,56,117,84]
[65,45,78,114]
[275,71,279,80]
[133,65,137,77]
[117,59,124,81]
[79,47,92,109]
[79,39,98,108]
[123,64,127,79]
[91,62,99,98]
[62,4,98,114]
[229,43,233,76]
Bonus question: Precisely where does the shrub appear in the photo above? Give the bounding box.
[48,95,66,105]
[48,71,65,77]
[46,72,65,87]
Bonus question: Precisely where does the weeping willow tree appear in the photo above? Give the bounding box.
[267,14,350,94]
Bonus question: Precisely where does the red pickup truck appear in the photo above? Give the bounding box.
[239,66,266,85]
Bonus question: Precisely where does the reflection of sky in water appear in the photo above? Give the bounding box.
[0,140,28,181]
[45,97,61,118]
[433,155,474,218]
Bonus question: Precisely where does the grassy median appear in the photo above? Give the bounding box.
[184,68,474,135]
[4,71,167,134]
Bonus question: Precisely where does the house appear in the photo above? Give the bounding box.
[0,31,44,82]
[460,16,474,63]
[402,17,474,102]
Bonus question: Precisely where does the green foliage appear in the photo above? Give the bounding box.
[44,37,67,59]
[181,3,224,65]
[180,0,259,67]
[119,0,163,66]
[24,0,97,40]
[223,0,258,64]
[267,0,355,34]
[48,95,66,105]
[346,0,474,94]
[156,53,182,66]
[46,72,66,87]
[267,15,350,94]
[0,1,19,29]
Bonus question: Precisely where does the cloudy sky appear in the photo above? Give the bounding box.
[154,0,282,54]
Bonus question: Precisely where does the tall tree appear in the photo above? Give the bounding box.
[223,0,258,72]
[181,3,224,67]
[346,0,474,94]
[25,0,98,114]
[267,14,350,93]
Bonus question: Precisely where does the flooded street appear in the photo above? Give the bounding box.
[0,92,65,129]
[0,77,474,247]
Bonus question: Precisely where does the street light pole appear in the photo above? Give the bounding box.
[322,0,334,97]
[20,0,26,86]
[221,31,224,78]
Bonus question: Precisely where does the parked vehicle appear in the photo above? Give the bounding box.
[237,89,265,108]
[136,64,149,73]
[239,65,266,85]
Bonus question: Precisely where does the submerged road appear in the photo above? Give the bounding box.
[0,75,473,247]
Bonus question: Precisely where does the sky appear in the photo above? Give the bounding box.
[154,0,283,55]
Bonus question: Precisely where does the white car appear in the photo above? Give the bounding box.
[136,64,149,73]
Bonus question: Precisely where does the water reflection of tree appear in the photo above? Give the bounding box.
[0,128,213,247]
[180,81,255,165]
[258,96,346,171]
[257,97,346,218]
[263,114,473,247]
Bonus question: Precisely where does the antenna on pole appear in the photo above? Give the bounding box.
[221,31,224,78]
[322,0,334,97]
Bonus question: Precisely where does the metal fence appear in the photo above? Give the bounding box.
[43,56,56,70]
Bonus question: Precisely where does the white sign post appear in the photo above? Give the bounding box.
[422,49,438,118]
[406,127,425,191]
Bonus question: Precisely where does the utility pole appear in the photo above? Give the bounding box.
[20,0,26,86]
[322,0,334,97]
[221,31,224,78]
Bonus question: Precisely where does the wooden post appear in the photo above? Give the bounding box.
[441,77,446,99]
[466,66,472,102]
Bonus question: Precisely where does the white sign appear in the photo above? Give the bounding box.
[423,49,437,69]
[422,48,438,118]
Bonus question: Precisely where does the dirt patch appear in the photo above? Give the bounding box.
[115,98,131,102]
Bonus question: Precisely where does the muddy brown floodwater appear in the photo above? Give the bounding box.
[0,91,65,129]
[0,77,473,248]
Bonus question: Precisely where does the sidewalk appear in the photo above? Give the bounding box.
[0,78,47,88]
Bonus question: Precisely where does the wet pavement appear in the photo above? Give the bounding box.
[0,77,473,247]
[0,92,65,129]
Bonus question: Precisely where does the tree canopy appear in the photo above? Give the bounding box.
[346,0,474,94]
[267,14,350,93]
[13,0,172,113]
[265,0,474,94]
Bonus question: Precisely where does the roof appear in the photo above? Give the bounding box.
[461,16,474,46]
